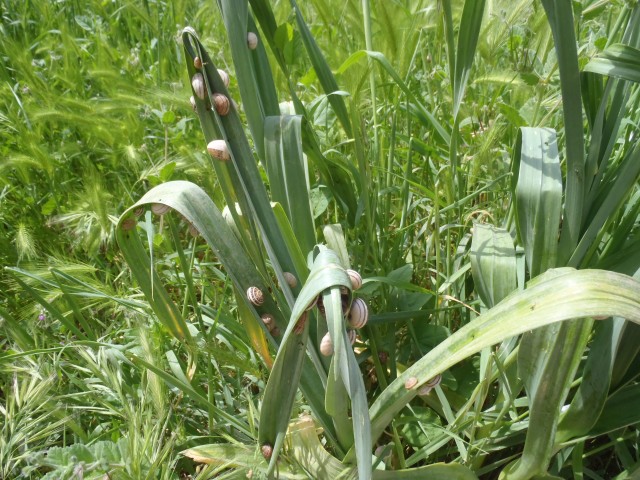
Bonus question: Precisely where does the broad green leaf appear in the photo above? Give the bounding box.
[470,224,517,308]
[369,268,640,446]
[514,127,562,277]
[541,0,586,262]
[584,44,640,83]
[264,115,316,255]
[556,318,625,443]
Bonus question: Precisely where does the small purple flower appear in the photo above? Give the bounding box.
[38,312,46,321]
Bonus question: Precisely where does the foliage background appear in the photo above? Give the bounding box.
[1,0,640,479]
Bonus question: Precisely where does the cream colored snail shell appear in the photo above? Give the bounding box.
[283,272,297,289]
[404,377,418,390]
[191,72,206,100]
[320,332,333,356]
[247,286,264,306]
[189,95,197,111]
[193,56,203,69]
[207,140,231,161]
[217,69,230,87]
[151,203,171,215]
[347,298,368,329]
[247,32,258,50]
[261,313,275,331]
[346,269,362,290]
[347,329,357,345]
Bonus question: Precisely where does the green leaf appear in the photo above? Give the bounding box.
[368,268,640,446]
[541,0,585,262]
[514,127,562,277]
[470,224,517,308]
[583,43,640,83]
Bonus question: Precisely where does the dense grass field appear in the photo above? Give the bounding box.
[2,0,640,478]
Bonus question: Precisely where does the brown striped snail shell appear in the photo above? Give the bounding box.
[283,272,297,289]
[347,298,368,329]
[347,329,357,345]
[120,217,137,231]
[247,32,258,50]
[247,286,264,306]
[212,93,230,116]
[217,69,230,87]
[191,72,206,100]
[320,332,333,356]
[346,269,362,290]
[418,374,442,396]
[261,313,275,332]
[151,203,171,215]
[188,223,199,237]
[133,206,145,217]
[207,140,230,161]
[193,56,203,69]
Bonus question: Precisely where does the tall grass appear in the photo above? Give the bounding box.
[2,0,640,479]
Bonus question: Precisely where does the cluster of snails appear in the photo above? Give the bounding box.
[190,31,259,164]
[318,269,367,357]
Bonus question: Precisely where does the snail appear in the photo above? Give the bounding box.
[247,286,264,306]
[191,72,206,100]
[293,312,308,335]
[193,56,203,69]
[404,377,418,390]
[261,313,275,332]
[212,93,230,116]
[217,69,230,88]
[247,32,258,50]
[347,298,368,329]
[207,140,230,161]
[120,217,137,231]
[261,443,273,460]
[151,203,171,215]
[282,272,297,289]
[418,374,442,396]
[346,269,363,290]
[189,95,197,111]
[347,329,357,345]
[320,332,333,356]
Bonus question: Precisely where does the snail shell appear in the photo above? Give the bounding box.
[193,56,203,69]
[151,203,171,215]
[305,295,319,311]
[247,286,264,306]
[404,376,418,390]
[207,140,230,161]
[191,72,206,100]
[320,332,333,356]
[346,269,362,290]
[247,32,258,50]
[217,69,230,87]
[188,223,199,237]
[261,313,275,332]
[294,312,308,335]
[189,95,197,111]
[347,298,368,329]
[347,329,357,345]
[418,374,442,396]
[261,443,273,460]
[133,206,145,217]
[212,93,230,116]
[283,272,297,289]
[120,217,137,231]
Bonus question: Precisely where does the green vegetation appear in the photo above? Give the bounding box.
[2,0,640,478]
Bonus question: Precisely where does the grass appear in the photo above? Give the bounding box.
[1,0,640,479]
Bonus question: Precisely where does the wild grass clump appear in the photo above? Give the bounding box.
[2,1,640,479]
